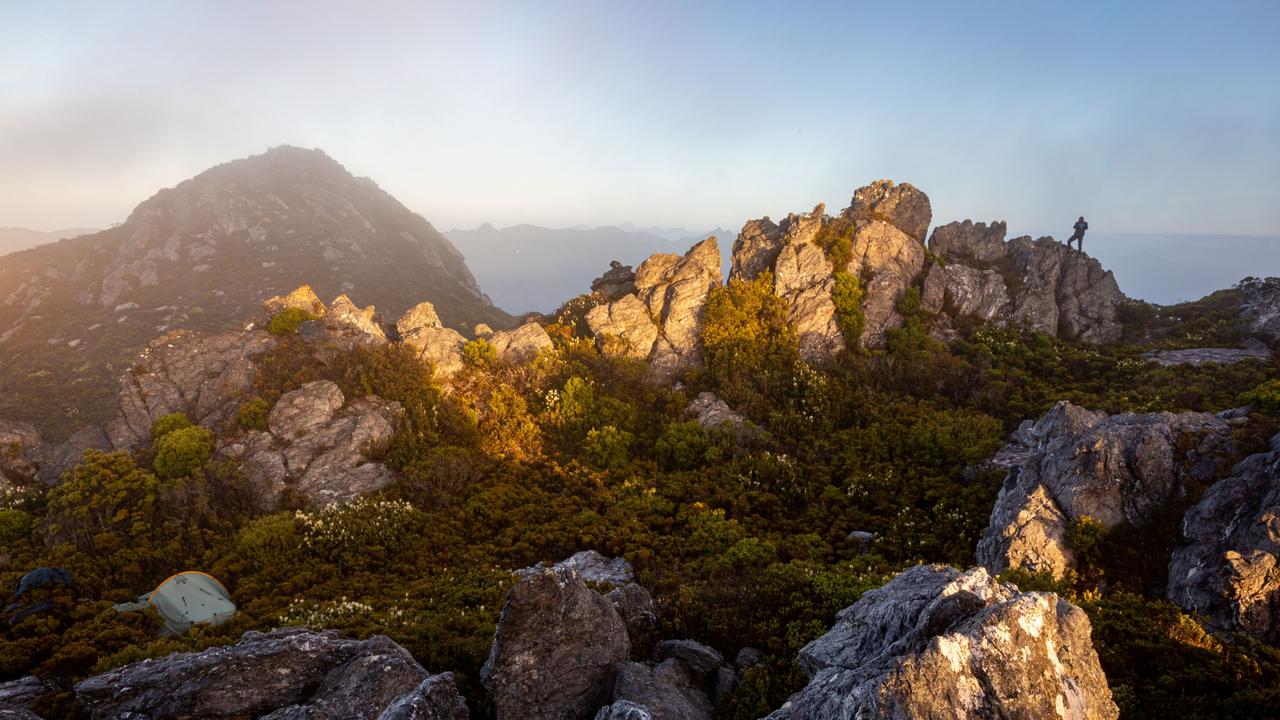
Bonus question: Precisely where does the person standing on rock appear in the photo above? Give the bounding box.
[1067,216,1088,252]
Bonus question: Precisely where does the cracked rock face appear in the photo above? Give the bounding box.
[1006,237,1124,344]
[921,263,1011,322]
[587,239,721,376]
[928,220,1008,266]
[1168,434,1280,643]
[768,565,1118,720]
[230,380,402,506]
[106,328,277,449]
[976,402,1238,579]
[847,219,927,347]
[482,567,631,720]
[73,628,467,720]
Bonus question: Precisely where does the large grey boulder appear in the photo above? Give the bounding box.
[767,565,1118,720]
[105,327,277,449]
[0,420,43,484]
[587,294,661,360]
[607,660,713,720]
[517,549,635,585]
[1168,434,1280,643]
[228,380,402,505]
[74,628,466,720]
[976,402,1238,579]
[0,704,40,720]
[482,567,631,720]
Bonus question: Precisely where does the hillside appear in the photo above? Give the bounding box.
[0,147,512,437]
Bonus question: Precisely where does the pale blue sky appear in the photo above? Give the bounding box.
[2,1,1277,237]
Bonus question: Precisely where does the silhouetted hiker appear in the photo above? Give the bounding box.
[1067,216,1088,252]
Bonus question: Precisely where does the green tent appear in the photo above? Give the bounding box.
[146,572,237,635]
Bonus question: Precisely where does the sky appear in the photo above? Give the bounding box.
[2,1,1278,238]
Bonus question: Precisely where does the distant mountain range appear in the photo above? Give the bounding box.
[446,224,734,313]
[0,226,100,255]
[0,146,510,437]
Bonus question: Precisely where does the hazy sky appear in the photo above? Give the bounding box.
[2,1,1278,237]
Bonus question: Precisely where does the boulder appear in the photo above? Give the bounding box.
[0,420,42,484]
[767,565,1117,720]
[608,660,713,720]
[654,639,723,681]
[517,550,635,585]
[325,293,387,344]
[74,628,466,720]
[928,220,1008,265]
[488,322,553,362]
[482,567,630,720]
[233,381,402,505]
[587,294,660,360]
[36,425,112,484]
[685,392,758,443]
[397,302,467,379]
[1168,433,1280,643]
[976,402,1238,579]
[843,179,932,244]
[106,328,277,449]
[592,261,638,300]
[264,284,328,316]
[608,583,660,658]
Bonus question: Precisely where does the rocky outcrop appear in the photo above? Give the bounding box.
[927,220,1007,265]
[224,380,402,506]
[771,206,844,358]
[1168,434,1280,643]
[592,261,638,301]
[0,420,43,484]
[265,284,328,316]
[482,567,631,720]
[73,628,467,720]
[106,328,277,449]
[587,239,721,375]
[843,180,932,244]
[976,402,1238,579]
[848,219,928,346]
[325,293,387,344]
[685,392,760,445]
[607,660,713,720]
[1006,237,1124,343]
[0,704,39,720]
[730,181,930,351]
[923,223,1126,344]
[1238,276,1280,342]
[397,301,467,379]
[768,565,1118,720]
[488,321,554,362]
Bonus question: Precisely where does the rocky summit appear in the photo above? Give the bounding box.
[0,146,511,438]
